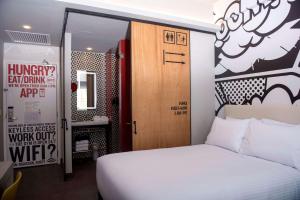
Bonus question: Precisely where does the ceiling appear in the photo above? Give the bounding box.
[0,0,65,46]
[57,0,220,24]
[0,0,219,49]
[67,13,129,53]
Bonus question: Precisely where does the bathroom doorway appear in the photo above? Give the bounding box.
[61,12,131,176]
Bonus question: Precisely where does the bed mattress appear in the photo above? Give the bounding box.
[96,144,300,200]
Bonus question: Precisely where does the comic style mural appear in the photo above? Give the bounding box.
[214,0,300,115]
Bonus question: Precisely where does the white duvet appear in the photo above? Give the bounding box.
[96,145,300,200]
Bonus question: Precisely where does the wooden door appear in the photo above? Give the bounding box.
[131,21,190,150]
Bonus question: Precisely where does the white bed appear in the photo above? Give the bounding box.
[97,105,300,200]
[97,144,300,200]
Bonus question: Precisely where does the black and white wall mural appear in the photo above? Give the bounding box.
[214,0,300,115]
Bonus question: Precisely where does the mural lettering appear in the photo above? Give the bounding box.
[214,0,300,115]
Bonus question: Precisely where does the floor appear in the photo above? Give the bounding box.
[16,161,98,200]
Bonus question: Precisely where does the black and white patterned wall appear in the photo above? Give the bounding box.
[71,51,107,121]
[105,50,120,153]
[71,51,120,157]
[214,0,300,115]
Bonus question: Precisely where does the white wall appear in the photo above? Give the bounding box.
[0,40,3,161]
[190,31,215,144]
[82,0,215,23]
[212,0,233,24]
[57,0,219,33]
[2,43,61,161]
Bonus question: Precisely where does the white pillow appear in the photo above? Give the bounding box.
[240,120,300,169]
[293,149,300,170]
[226,116,239,120]
[226,116,255,123]
[205,117,250,152]
[226,116,245,120]
[262,118,299,127]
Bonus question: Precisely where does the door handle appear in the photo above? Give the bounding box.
[133,121,137,135]
[62,118,68,131]
[65,119,68,131]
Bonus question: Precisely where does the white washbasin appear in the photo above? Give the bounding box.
[71,120,109,127]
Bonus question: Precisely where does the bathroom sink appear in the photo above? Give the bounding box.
[71,120,109,127]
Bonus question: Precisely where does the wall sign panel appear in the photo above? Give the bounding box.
[164,30,176,44]
[6,63,57,167]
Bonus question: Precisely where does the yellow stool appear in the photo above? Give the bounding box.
[1,171,22,200]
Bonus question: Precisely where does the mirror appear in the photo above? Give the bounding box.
[77,70,97,110]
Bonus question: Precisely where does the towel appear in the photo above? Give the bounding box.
[76,143,89,148]
[76,146,89,152]
[76,140,89,145]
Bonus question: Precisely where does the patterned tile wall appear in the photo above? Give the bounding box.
[71,51,120,158]
[106,50,120,153]
[71,51,107,121]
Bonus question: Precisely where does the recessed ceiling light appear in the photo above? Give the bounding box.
[22,25,32,30]
[86,47,93,51]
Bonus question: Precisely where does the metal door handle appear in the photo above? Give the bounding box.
[62,118,68,130]
[65,119,68,131]
[133,121,137,135]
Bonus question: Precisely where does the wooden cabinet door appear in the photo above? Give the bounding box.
[131,21,190,150]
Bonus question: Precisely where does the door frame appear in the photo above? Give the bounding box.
[2,59,7,161]
[61,32,73,177]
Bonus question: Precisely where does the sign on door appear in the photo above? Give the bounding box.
[6,63,58,167]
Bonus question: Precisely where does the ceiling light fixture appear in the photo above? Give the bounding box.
[22,25,32,30]
[86,47,93,51]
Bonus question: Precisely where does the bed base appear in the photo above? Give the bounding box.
[97,192,103,200]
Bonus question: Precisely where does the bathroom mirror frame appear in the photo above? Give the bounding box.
[77,70,97,110]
